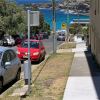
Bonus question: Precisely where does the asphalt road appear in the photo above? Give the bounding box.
[43,35,63,54]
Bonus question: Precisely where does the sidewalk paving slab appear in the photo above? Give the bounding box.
[63,77,100,100]
[63,42,100,100]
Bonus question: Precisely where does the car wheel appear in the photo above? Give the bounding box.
[37,56,42,64]
[16,70,21,81]
[42,53,45,61]
[21,60,24,64]
[0,80,3,93]
[38,57,41,63]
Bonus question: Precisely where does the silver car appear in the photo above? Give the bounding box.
[57,33,66,41]
[0,46,21,92]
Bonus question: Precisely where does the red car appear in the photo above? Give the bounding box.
[17,39,46,62]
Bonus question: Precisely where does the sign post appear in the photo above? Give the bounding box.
[27,10,39,93]
[52,0,56,53]
[66,0,70,42]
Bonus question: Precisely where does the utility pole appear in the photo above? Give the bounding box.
[66,0,70,34]
[66,0,70,41]
[76,1,80,35]
[52,0,56,53]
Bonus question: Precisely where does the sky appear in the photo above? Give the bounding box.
[16,0,62,4]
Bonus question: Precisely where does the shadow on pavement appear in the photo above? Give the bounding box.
[85,50,100,99]
[0,79,17,95]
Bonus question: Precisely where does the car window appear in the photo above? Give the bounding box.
[21,42,28,48]
[9,50,16,60]
[59,33,65,36]
[62,34,65,36]
[2,51,11,66]
[30,42,39,48]
[21,41,39,48]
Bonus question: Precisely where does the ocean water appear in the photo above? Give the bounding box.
[39,8,90,30]
[16,0,62,4]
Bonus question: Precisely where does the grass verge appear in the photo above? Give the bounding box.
[1,52,74,100]
[23,52,74,100]
[59,42,76,49]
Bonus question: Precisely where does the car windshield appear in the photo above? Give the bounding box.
[21,41,39,48]
[59,33,65,36]
[0,52,2,59]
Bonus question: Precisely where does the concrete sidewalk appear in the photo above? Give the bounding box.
[63,42,100,100]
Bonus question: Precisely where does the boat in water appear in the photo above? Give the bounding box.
[64,10,78,15]
[60,9,65,12]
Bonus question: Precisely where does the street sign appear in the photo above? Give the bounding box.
[30,11,40,26]
[26,10,40,94]
[61,23,67,30]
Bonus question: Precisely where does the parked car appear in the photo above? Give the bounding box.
[2,38,8,46]
[0,46,21,92]
[12,35,22,45]
[43,32,49,39]
[38,32,44,40]
[31,34,39,40]
[57,33,66,41]
[3,34,15,46]
[15,37,22,45]
[31,33,43,40]
[17,39,46,63]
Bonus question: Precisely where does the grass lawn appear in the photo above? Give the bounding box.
[59,42,76,49]
[1,52,74,100]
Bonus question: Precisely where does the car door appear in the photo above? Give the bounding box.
[1,50,13,84]
[39,42,45,58]
[9,50,20,79]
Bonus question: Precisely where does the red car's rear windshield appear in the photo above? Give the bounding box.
[21,41,39,48]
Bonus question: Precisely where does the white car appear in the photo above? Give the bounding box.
[3,34,15,46]
[6,36,15,46]
[0,46,21,92]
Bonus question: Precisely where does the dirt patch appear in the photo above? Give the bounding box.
[50,77,66,95]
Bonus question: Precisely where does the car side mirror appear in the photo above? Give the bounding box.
[5,62,11,66]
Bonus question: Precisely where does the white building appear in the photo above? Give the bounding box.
[90,0,100,65]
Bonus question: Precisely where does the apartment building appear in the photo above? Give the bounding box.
[90,0,100,65]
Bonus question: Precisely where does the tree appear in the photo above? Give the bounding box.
[0,0,50,37]
[25,4,50,35]
[0,0,27,35]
